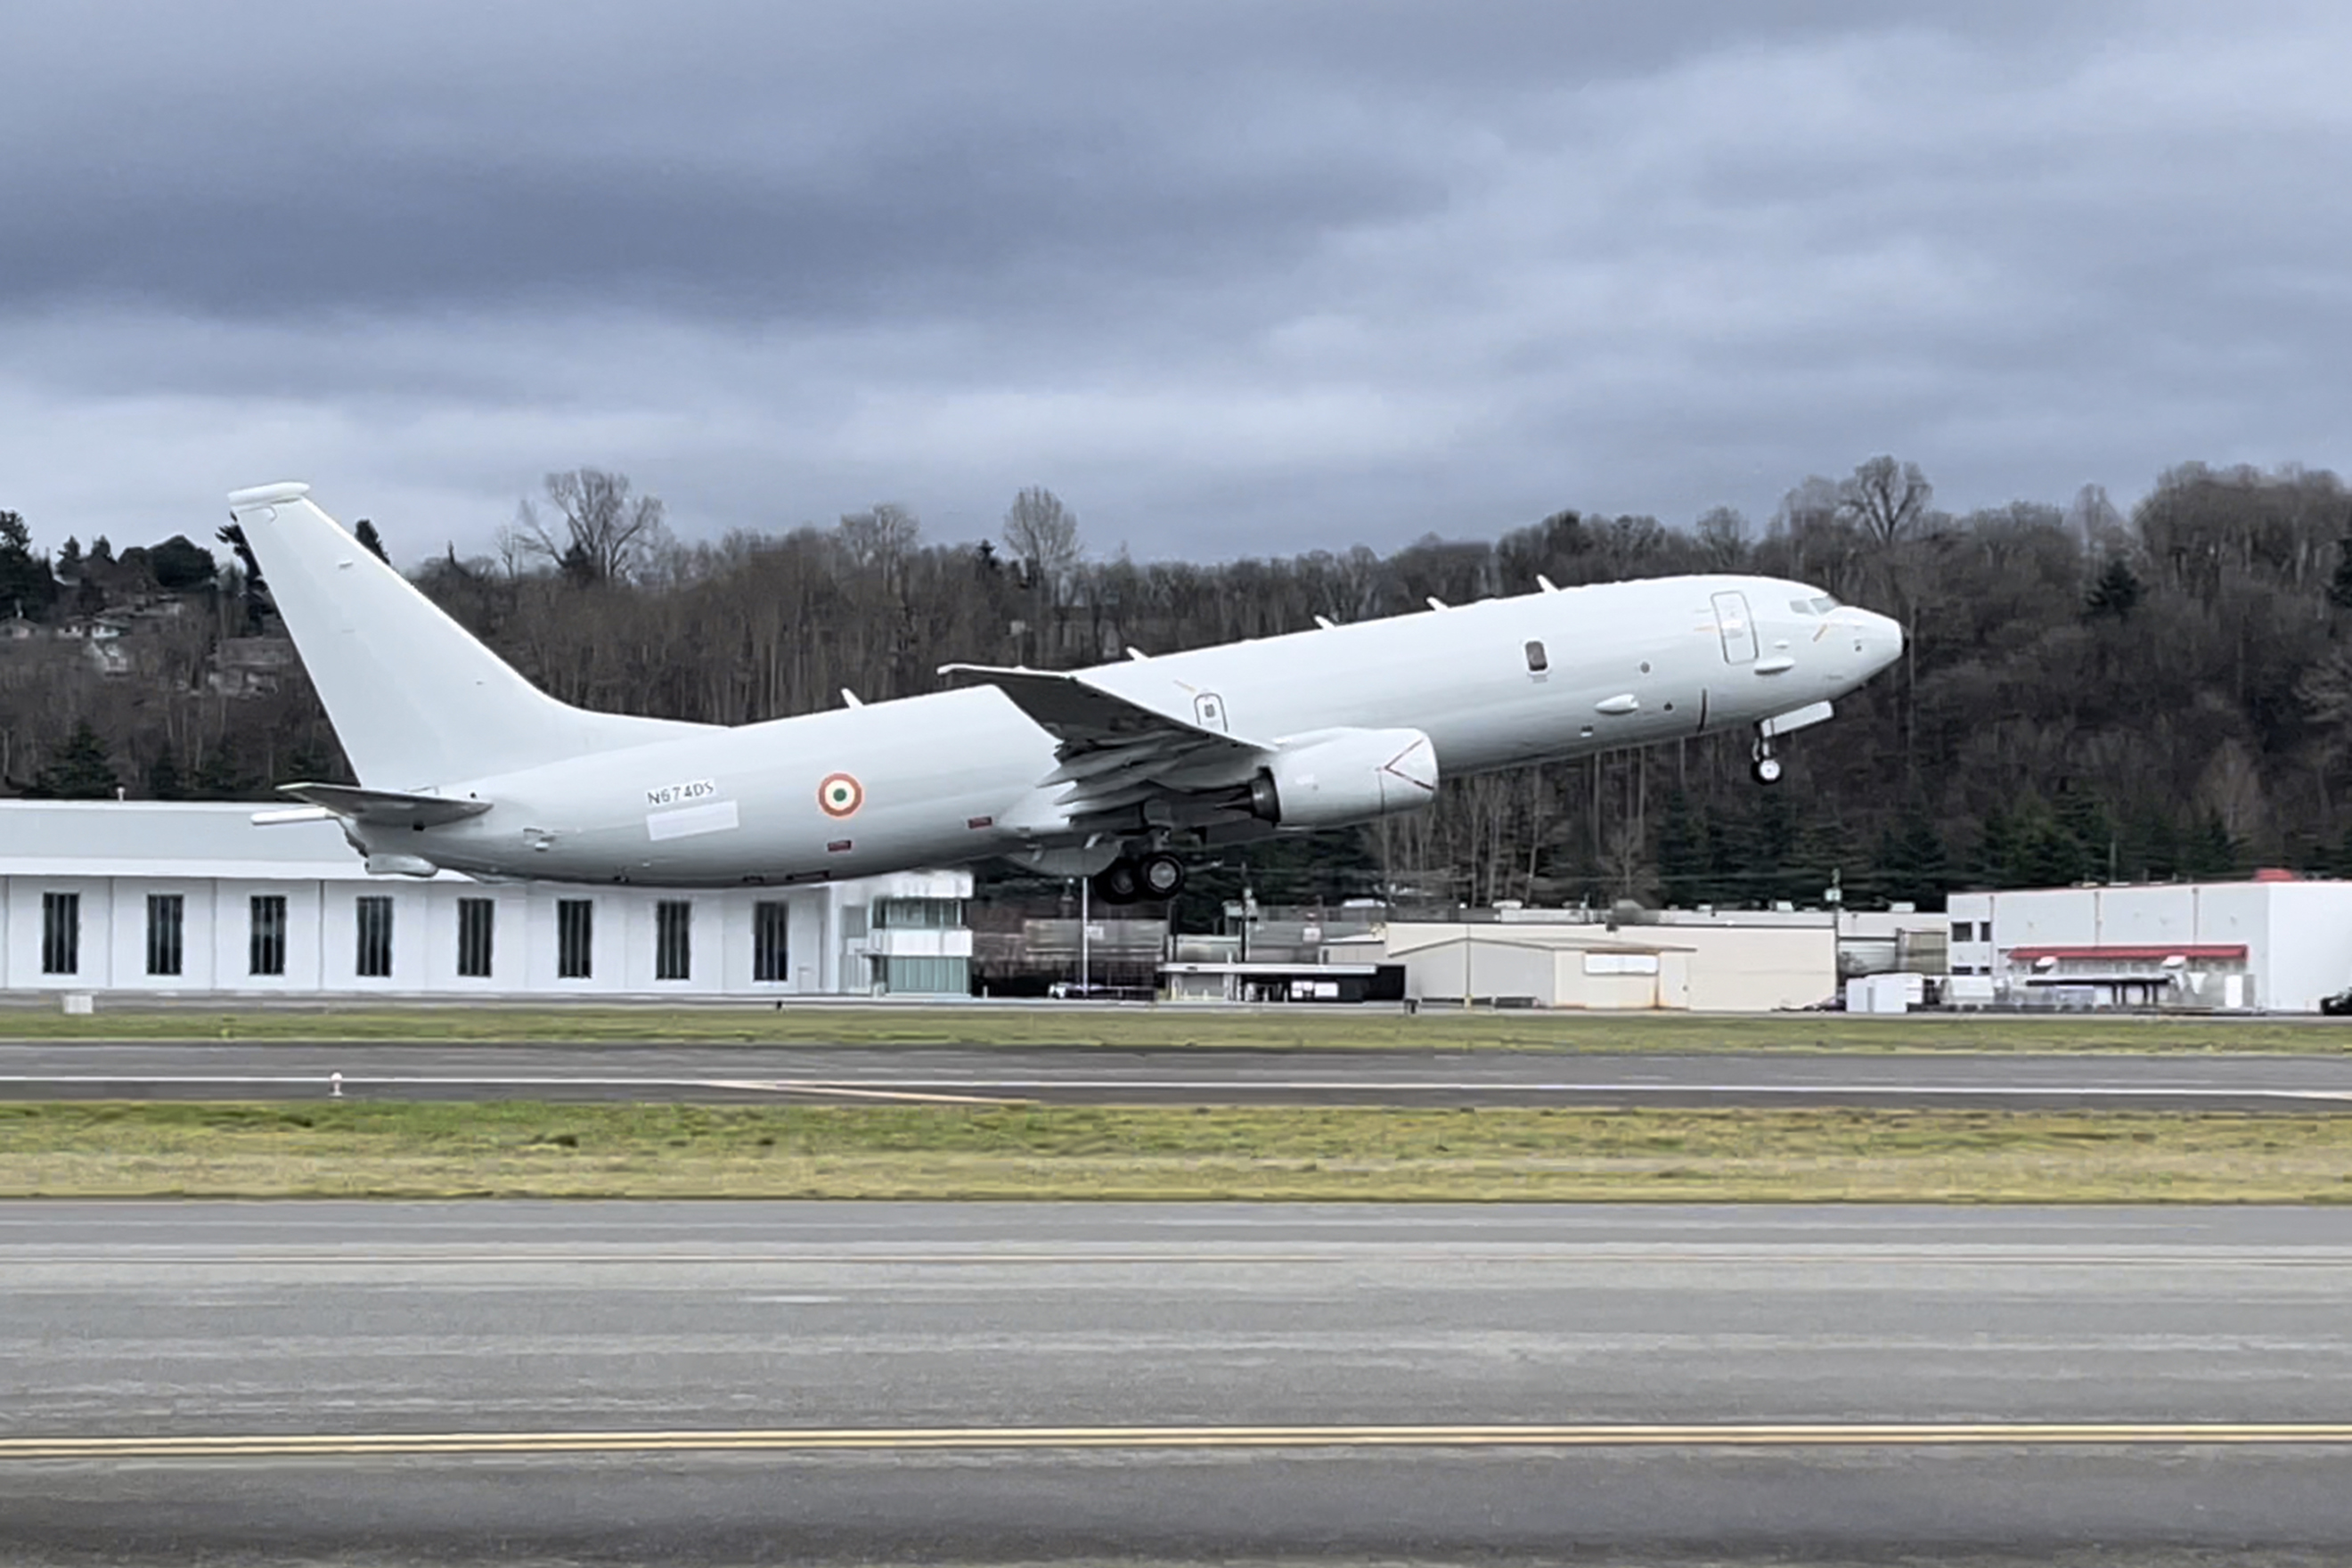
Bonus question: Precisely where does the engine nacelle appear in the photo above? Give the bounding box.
[1248,727,1440,829]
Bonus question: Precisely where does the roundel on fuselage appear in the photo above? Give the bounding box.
[818,772,864,819]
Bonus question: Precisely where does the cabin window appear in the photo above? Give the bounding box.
[753,901,790,983]
[456,897,494,978]
[655,899,692,982]
[1524,640,1548,673]
[250,894,287,976]
[145,894,184,977]
[355,895,395,978]
[556,899,594,979]
[41,892,78,976]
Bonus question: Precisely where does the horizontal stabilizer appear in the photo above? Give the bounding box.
[278,780,493,829]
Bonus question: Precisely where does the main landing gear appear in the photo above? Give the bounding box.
[1090,850,1188,904]
[1751,735,1783,785]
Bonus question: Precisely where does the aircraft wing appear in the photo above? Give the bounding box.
[940,663,1266,824]
[277,781,494,829]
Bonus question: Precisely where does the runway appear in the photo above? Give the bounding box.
[7,1040,2352,1108]
[6,1202,2352,1561]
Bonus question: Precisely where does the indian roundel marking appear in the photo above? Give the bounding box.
[817,772,864,819]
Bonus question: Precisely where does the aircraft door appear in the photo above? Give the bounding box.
[1193,693,1229,731]
[1711,592,1758,665]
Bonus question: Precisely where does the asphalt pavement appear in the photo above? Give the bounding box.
[5,1201,2352,1561]
[6,1040,2352,1108]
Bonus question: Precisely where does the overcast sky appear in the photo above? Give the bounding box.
[4,0,2348,566]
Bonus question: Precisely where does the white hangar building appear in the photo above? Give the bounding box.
[1946,874,2352,1012]
[1329,913,1838,1013]
[0,800,973,1000]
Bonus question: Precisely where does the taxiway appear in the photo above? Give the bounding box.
[4,1041,2352,1108]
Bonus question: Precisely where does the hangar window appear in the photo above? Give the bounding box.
[1524,640,1548,673]
[1582,951,1661,976]
[876,897,957,930]
[556,899,594,979]
[145,894,184,977]
[655,900,692,982]
[355,895,395,978]
[753,901,790,983]
[41,892,79,976]
[249,894,287,976]
[456,898,494,978]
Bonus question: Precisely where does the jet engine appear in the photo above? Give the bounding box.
[1248,727,1440,829]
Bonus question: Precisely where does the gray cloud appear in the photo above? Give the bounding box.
[2,0,2348,566]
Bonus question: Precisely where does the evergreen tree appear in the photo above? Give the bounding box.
[2084,553,2143,619]
[2014,801,2087,887]
[147,535,216,591]
[2054,789,2118,883]
[353,519,390,564]
[188,744,246,801]
[145,749,184,800]
[2332,535,2352,613]
[1875,803,1949,910]
[33,722,120,799]
[1654,790,1711,907]
[0,509,55,618]
[2180,813,2242,880]
[1971,806,2020,888]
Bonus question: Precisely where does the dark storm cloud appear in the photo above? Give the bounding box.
[0,0,2347,562]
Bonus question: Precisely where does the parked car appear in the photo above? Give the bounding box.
[2322,987,2352,1017]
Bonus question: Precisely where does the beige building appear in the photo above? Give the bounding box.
[1333,918,1836,1012]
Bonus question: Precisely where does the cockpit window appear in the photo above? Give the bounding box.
[1811,594,1841,612]
[1789,598,1818,616]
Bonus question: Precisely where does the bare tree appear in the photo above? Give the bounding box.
[1838,455,1933,547]
[1000,486,1082,591]
[517,468,670,585]
[1694,505,1751,568]
[837,503,921,577]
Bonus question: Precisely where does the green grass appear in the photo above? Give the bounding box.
[3,1003,2349,1054]
[6,1101,2352,1201]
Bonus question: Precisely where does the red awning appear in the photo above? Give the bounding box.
[2005,944,2247,961]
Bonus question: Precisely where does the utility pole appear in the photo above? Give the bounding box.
[1078,876,1090,998]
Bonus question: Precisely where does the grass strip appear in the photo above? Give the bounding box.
[5,1101,2352,1202]
[3,1005,2349,1054]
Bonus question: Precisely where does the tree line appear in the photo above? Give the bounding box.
[5,459,2351,915]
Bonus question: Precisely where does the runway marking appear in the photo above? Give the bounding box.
[0,1075,1030,1107]
[2,1074,2349,1105]
[7,1423,2352,1461]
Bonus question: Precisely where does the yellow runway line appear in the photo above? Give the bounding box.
[8,1423,2352,1461]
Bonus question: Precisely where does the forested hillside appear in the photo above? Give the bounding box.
[6,458,2349,913]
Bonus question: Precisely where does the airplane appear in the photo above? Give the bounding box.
[227,482,1902,902]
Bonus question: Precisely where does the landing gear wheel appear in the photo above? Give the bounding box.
[1137,851,1187,900]
[1091,860,1143,904]
[1752,755,1783,785]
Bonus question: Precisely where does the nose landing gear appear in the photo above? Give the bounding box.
[1751,736,1783,785]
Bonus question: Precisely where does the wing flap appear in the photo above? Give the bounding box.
[943,663,1268,829]
[941,663,1259,754]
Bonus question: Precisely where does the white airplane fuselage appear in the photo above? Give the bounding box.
[363,575,1899,887]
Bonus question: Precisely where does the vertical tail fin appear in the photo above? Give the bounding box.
[227,483,710,788]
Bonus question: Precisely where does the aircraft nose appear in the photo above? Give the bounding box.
[1858,609,1904,671]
